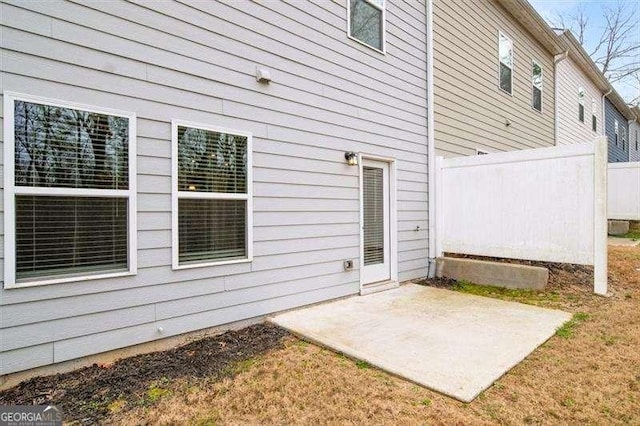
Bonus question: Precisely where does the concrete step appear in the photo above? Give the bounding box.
[436,257,549,290]
[360,280,399,295]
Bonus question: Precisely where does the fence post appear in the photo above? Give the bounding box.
[636,163,640,220]
[594,136,608,295]
[435,156,444,260]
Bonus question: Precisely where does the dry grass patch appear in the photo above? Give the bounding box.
[112,247,640,425]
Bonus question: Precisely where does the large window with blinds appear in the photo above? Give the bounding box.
[172,121,252,269]
[4,93,137,288]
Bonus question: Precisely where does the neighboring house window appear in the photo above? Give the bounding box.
[622,126,627,151]
[348,0,385,52]
[498,32,513,94]
[172,121,252,269]
[532,61,542,112]
[578,87,585,122]
[615,120,619,146]
[636,130,639,151]
[4,93,136,287]
[591,99,597,132]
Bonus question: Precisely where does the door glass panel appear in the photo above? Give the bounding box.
[363,166,384,265]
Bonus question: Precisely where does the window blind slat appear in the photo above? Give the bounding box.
[363,166,384,266]
[178,199,247,265]
[15,196,129,281]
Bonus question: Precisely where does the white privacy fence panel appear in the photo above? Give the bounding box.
[436,137,608,294]
[608,162,640,221]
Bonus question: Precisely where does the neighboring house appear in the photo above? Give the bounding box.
[604,90,635,162]
[629,106,640,162]
[552,30,609,146]
[432,0,565,157]
[0,0,430,376]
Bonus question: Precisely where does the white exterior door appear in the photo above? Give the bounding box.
[362,159,391,284]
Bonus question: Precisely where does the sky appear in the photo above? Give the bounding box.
[528,0,639,104]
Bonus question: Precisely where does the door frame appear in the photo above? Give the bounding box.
[358,153,398,293]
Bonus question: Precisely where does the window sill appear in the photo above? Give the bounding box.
[172,257,253,271]
[498,86,513,97]
[347,34,386,55]
[4,270,136,290]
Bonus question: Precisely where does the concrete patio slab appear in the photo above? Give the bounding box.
[270,284,571,402]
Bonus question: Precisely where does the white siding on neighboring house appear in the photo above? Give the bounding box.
[555,56,603,145]
[0,0,429,375]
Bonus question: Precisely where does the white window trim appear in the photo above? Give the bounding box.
[531,59,543,113]
[498,31,514,96]
[3,92,137,289]
[171,120,253,270]
[346,0,386,54]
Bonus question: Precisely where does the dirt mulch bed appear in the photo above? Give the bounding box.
[0,323,288,424]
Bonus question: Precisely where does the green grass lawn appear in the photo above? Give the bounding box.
[611,230,640,240]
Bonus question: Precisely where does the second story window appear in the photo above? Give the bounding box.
[636,130,638,151]
[622,126,627,152]
[498,32,513,94]
[532,61,542,112]
[578,87,585,122]
[615,120,619,146]
[348,0,385,52]
[591,99,597,132]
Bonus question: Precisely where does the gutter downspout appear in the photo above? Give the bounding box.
[602,88,612,137]
[553,51,568,145]
[426,0,437,277]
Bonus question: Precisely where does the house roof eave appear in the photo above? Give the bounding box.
[557,30,610,92]
[495,0,566,55]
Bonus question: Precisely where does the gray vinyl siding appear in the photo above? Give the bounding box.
[555,56,603,145]
[605,98,629,163]
[629,120,640,162]
[0,0,429,375]
[433,0,555,157]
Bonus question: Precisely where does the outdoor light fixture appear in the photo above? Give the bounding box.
[345,152,358,166]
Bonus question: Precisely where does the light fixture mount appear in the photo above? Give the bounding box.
[345,151,358,166]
